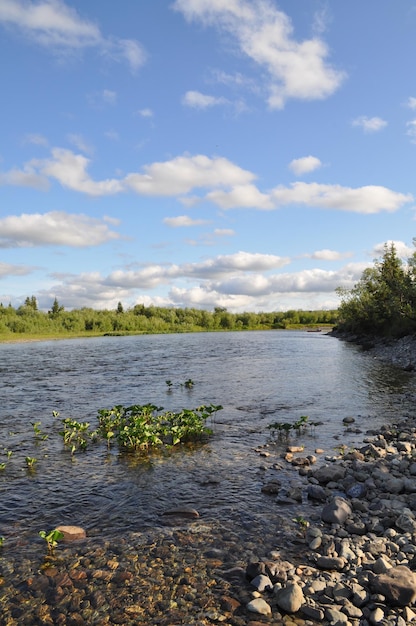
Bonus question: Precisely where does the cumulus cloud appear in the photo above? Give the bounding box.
[407,97,416,110]
[372,240,415,260]
[182,90,228,109]
[289,155,322,175]
[136,108,154,118]
[163,215,210,227]
[4,148,413,214]
[0,211,121,248]
[352,116,387,133]
[309,249,353,261]
[40,148,123,195]
[172,0,345,108]
[124,154,255,196]
[0,0,146,72]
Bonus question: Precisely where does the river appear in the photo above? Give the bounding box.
[0,330,415,624]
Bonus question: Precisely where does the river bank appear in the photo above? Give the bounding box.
[329,331,416,372]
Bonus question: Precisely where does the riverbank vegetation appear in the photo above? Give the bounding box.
[0,298,337,341]
[335,241,416,338]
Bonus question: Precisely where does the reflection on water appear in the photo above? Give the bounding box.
[0,331,415,543]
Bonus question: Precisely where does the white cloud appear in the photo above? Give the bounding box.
[163,215,210,227]
[137,108,154,118]
[124,154,255,196]
[0,163,49,190]
[406,120,416,143]
[0,0,146,72]
[6,149,413,215]
[0,211,121,248]
[173,0,345,109]
[270,182,411,214]
[289,155,322,175]
[310,249,353,261]
[206,183,274,209]
[352,116,387,133]
[182,90,228,109]
[40,148,123,195]
[214,228,235,236]
[372,240,415,260]
[67,133,93,154]
[407,97,416,110]
[23,133,49,146]
[0,262,35,278]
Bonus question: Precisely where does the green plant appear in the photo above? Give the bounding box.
[0,536,5,547]
[32,421,48,440]
[25,457,37,469]
[39,529,64,554]
[292,516,310,535]
[0,463,6,471]
[59,418,96,455]
[165,380,173,390]
[184,379,194,389]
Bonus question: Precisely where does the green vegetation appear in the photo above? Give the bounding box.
[267,415,321,440]
[0,299,338,341]
[39,529,64,555]
[57,403,222,455]
[336,241,416,338]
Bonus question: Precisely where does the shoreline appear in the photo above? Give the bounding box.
[329,330,416,371]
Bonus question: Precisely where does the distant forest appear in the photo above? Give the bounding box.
[0,298,338,339]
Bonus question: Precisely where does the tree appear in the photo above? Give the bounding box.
[336,242,416,337]
[49,298,64,319]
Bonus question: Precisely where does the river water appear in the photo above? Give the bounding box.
[1,330,416,624]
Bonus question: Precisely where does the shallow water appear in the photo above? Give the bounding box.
[1,330,415,624]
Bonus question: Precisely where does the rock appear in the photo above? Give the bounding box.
[324,607,350,625]
[261,480,281,494]
[250,574,273,592]
[55,525,86,541]
[369,565,416,607]
[321,496,352,524]
[316,556,346,571]
[369,607,385,624]
[273,582,304,613]
[314,465,346,485]
[246,598,272,616]
[307,484,328,501]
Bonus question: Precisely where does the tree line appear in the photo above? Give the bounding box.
[0,297,337,338]
[336,240,416,338]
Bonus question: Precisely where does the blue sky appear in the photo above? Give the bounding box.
[1,0,416,312]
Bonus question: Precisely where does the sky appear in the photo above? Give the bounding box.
[1,0,416,313]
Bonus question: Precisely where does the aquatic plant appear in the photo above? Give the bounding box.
[32,421,48,441]
[267,415,321,440]
[25,457,37,469]
[39,529,64,554]
[59,418,96,455]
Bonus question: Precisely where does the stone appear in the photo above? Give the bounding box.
[250,574,273,592]
[161,507,199,518]
[314,464,346,484]
[369,565,416,607]
[55,525,86,541]
[246,598,272,616]
[316,556,346,571]
[273,582,304,613]
[369,607,384,624]
[261,480,281,494]
[307,484,328,501]
[321,496,352,524]
[324,607,350,624]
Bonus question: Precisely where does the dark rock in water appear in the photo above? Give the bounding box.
[261,480,281,494]
[307,484,328,502]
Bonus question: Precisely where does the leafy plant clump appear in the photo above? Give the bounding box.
[39,528,64,554]
[267,415,321,440]
[59,403,222,454]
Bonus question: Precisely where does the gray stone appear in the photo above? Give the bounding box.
[324,607,350,625]
[321,496,352,524]
[314,464,346,485]
[307,484,328,501]
[250,574,273,592]
[301,604,325,620]
[369,607,384,624]
[316,556,346,571]
[246,598,272,616]
[273,582,304,613]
